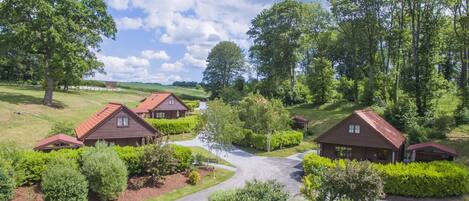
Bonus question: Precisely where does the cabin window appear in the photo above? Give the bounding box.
[169,97,175,105]
[335,146,352,158]
[117,116,129,127]
[377,150,388,161]
[176,110,180,117]
[156,112,165,118]
[348,124,360,134]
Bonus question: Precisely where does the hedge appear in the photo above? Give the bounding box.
[146,115,198,135]
[41,161,88,201]
[302,154,469,197]
[236,130,303,151]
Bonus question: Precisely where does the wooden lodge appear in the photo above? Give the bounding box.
[133,92,189,119]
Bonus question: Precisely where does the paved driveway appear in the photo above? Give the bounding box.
[173,136,308,201]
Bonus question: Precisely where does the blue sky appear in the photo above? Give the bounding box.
[92,0,323,84]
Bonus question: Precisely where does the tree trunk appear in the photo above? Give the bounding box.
[43,51,54,106]
[461,48,468,88]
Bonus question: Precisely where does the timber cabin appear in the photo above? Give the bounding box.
[315,109,406,163]
[34,134,84,151]
[74,102,159,146]
[133,92,189,119]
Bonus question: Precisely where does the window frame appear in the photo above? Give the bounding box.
[117,116,129,128]
[169,97,175,105]
[348,124,361,134]
[335,146,352,158]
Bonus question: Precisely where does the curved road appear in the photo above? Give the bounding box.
[173,136,310,201]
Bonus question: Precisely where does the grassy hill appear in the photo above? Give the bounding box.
[0,84,205,148]
[118,82,208,100]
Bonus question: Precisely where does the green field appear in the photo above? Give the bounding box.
[0,85,203,148]
[118,82,208,100]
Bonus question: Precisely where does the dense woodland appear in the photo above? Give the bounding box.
[202,0,469,143]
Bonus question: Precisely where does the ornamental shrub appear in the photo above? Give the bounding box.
[146,115,198,135]
[188,170,201,185]
[41,160,88,201]
[209,180,289,201]
[114,146,144,175]
[302,154,469,198]
[81,142,128,201]
[170,145,193,171]
[141,144,178,184]
[0,159,15,201]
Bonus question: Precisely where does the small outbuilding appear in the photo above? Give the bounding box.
[134,92,189,119]
[34,134,84,151]
[105,81,118,89]
[292,115,309,130]
[407,142,457,162]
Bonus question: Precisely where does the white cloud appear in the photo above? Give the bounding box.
[93,54,182,84]
[161,61,185,72]
[106,0,129,10]
[141,50,170,61]
[115,17,143,30]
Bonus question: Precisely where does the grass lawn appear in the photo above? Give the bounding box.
[118,82,208,100]
[237,141,317,158]
[146,168,234,201]
[162,133,197,142]
[188,146,234,167]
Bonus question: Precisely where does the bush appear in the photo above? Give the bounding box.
[302,154,469,198]
[146,115,198,135]
[188,170,201,185]
[384,97,418,132]
[209,180,289,201]
[304,160,384,201]
[171,145,193,172]
[41,161,88,201]
[141,144,178,184]
[455,107,469,125]
[49,121,75,136]
[185,101,200,111]
[114,146,144,175]
[0,142,24,185]
[235,130,303,151]
[0,160,15,201]
[81,142,128,201]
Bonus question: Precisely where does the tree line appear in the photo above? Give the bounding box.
[203,0,469,133]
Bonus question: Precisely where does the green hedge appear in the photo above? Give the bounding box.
[170,144,193,171]
[302,154,469,197]
[146,115,198,135]
[236,130,303,151]
[114,146,144,175]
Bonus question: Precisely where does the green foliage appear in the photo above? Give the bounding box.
[146,115,198,135]
[141,144,178,184]
[0,159,15,201]
[81,142,127,201]
[79,80,106,87]
[455,87,469,125]
[203,41,246,98]
[303,154,469,198]
[41,160,88,201]
[198,100,245,151]
[114,146,144,175]
[188,170,201,185]
[0,142,24,185]
[185,101,199,111]
[305,160,384,201]
[209,180,289,201]
[236,130,303,151]
[269,80,311,105]
[49,121,75,136]
[307,57,334,105]
[384,97,418,132]
[170,144,193,172]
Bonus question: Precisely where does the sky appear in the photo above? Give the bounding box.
[90,0,277,84]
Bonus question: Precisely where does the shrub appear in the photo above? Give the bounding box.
[188,170,201,185]
[455,107,469,125]
[0,159,15,201]
[81,142,128,201]
[209,180,289,201]
[236,130,303,151]
[302,154,469,198]
[49,121,75,136]
[141,144,178,184]
[0,142,24,185]
[114,146,144,175]
[146,115,198,135]
[170,145,193,172]
[41,161,88,201]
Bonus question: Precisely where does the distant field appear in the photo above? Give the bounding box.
[118,82,208,100]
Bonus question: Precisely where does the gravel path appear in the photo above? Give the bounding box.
[173,136,307,201]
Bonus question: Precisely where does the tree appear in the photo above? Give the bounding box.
[203,41,246,99]
[197,100,244,152]
[307,57,334,105]
[238,94,291,152]
[0,0,116,106]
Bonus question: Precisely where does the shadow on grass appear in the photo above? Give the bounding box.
[0,92,66,108]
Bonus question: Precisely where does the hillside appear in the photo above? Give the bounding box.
[0,84,203,148]
[118,82,208,100]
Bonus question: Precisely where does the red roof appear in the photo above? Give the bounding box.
[75,103,124,139]
[354,109,406,149]
[135,92,188,112]
[407,142,457,156]
[34,134,83,151]
[292,115,308,122]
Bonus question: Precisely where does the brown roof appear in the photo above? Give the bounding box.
[292,115,308,122]
[407,142,457,156]
[354,109,406,149]
[75,102,158,140]
[34,134,83,151]
[135,92,188,112]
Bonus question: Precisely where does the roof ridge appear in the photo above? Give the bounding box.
[355,110,405,149]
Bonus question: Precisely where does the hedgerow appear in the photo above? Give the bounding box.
[235,130,303,151]
[146,115,198,135]
[114,146,144,175]
[302,154,469,198]
[0,159,15,201]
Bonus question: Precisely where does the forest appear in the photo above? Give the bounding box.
[202,0,469,143]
